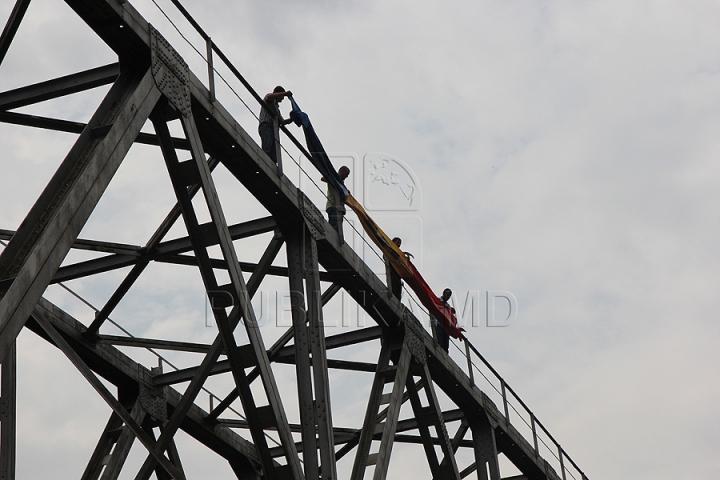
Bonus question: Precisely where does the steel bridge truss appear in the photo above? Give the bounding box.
[0,0,589,479]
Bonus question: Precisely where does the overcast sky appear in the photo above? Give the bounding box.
[1,0,719,479]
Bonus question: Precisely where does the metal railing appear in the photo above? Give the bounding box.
[137,0,397,277]
[450,336,589,480]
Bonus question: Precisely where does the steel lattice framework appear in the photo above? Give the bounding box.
[0,1,590,479]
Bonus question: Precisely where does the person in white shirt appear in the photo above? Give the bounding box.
[258,86,293,162]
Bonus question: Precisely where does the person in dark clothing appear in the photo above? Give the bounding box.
[258,86,293,162]
[322,166,350,240]
[432,288,455,353]
[385,237,403,299]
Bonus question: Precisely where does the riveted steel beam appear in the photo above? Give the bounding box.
[0,66,161,361]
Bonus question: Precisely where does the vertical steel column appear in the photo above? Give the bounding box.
[286,227,319,480]
[304,229,337,480]
[468,413,501,480]
[0,342,16,480]
[285,224,337,479]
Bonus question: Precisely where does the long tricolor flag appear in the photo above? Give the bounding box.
[345,195,464,339]
[290,99,464,339]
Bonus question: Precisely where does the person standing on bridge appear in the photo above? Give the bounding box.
[432,288,455,353]
[385,237,404,300]
[322,166,350,242]
[258,86,293,163]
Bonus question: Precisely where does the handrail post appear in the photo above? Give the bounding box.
[206,38,215,103]
[559,446,567,480]
[464,340,474,385]
[273,117,283,176]
[501,380,509,425]
[531,414,539,456]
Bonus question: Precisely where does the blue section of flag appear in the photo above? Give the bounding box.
[289,96,348,201]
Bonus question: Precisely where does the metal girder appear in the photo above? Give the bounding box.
[267,433,471,460]
[0,110,99,133]
[86,154,220,334]
[201,232,285,423]
[0,230,141,257]
[451,420,470,454]
[461,464,477,479]
[164,436,186,480]
[286,226,320,479]
[416,363,462,479]
[27,296,261,476]
[0,63,120,111]
[351,337,412,480]
[156,355,376,388]
[0,342,16,479]
[0,0,31,66]
[335,377,421,463]
[80,409,125,480]
[98,335,212,353]
[153,326,381,387]
[0,110,190,149]
[223,410,470,451]
[33,215,275,287]
[32,309,185,480]
[304,230,338,480]
[406,376,443,476]
[247,282,342,386]
[321,325,382,349]
[81,397,147,480]
[142,422,186,480]
[0,66,161,361]
[205,280,340,423]
[176,110,302,479]
[83,214,273,334]
[148,108,303,480]
[469,413,501,480]
[285,224,337,479]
